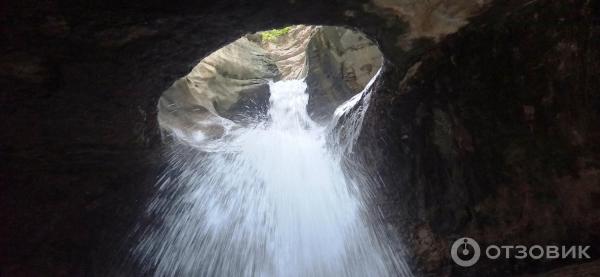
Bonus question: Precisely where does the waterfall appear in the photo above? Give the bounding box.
[130,76,412,277]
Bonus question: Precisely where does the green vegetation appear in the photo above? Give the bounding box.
[259,27,292,42]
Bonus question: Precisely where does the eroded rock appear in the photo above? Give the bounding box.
[357,1,600,275]
[305,26,383,121]
[158,37,280,142]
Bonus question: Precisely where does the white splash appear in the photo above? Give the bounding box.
[132,76,412,277]
[329,68,381,154]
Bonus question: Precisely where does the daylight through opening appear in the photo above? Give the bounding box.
[129,25,413,277]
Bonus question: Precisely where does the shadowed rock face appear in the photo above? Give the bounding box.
[369,0,492,44]
[305,26,383,122]
[1,0,599,276]
[357,1,600,276]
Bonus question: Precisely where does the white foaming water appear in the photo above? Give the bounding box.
[132,78,412,277]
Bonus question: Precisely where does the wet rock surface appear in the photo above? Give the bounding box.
[305,26,383,122]
[357,0,600,276]
[1,0,599,276]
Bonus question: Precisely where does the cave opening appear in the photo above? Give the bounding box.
[157,25,384,146]
[124,25,415,276]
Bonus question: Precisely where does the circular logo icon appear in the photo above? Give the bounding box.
[451,237,481,267]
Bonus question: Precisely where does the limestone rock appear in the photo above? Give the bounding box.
[158,37,280,142]
[305,26,383,121]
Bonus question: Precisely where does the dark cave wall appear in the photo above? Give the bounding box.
[0,0,402,275]
[1,0,599,276]
[357,0,600,276]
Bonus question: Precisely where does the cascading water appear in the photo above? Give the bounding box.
[130,75,412,277]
